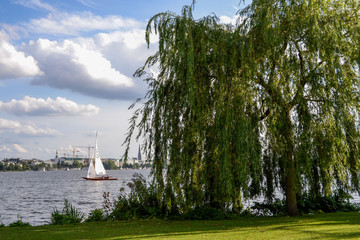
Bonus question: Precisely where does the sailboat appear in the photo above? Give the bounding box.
[83,132,117,180]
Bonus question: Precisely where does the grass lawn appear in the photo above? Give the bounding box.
[1,212,360,239]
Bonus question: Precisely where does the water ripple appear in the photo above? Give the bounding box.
[0,169,150,226]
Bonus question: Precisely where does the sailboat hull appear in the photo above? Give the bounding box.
[83,176,117,181]
[83,132,117,181]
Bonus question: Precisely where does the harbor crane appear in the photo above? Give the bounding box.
[57,148,80,160]
[73,145,94,165]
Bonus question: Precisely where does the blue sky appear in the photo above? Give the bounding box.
[0,0,250,160]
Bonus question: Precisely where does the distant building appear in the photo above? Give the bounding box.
[30,160,42,166]
[50,157,85,166]
[138,145,142,161]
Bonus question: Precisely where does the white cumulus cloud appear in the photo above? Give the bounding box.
[0,30,42,80]
[25,38,140,99]
[0,118,61,136]
[0,96,100,116]
[95,29,146,50]
[90,30,158,96]
[1,10,153,100]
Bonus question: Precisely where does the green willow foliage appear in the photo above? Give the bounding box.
[125,0,360,216]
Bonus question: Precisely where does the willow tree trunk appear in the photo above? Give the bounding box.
[284,112,300,216]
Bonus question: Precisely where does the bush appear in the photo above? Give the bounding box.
[8,220,31,227]
[110,173,162,220]
[109,174,233,220]
[8,216,30,227]
[106,174,356,219]
[86,209,106,222]
[51,199,85,225]
[251,194,360,216]
[297,194,360,214]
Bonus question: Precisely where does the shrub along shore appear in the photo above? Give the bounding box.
[1,174,360,239]
[1,174,360,225]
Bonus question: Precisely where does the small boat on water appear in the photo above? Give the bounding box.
[83,132,117,181]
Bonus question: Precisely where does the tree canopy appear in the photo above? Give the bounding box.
[125,0,360,216]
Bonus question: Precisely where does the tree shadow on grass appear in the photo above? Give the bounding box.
[258,213,360,240]
[1,212,360,240]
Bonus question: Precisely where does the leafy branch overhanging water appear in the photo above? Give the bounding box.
[124,0,360,216]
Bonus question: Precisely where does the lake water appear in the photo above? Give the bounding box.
[0,169,151,226]
[1,169,359,226]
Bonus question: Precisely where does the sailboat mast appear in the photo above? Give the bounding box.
[83,131,115,180]
[88,145,90,166]
[94,131,98,169]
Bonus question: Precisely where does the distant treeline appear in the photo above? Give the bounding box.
[0,159,151,172]
[0,160,50,172]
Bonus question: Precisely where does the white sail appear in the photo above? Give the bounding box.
[87,158,96,178]
[94,132,106,176]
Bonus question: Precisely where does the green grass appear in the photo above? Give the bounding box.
[1,212,360,239]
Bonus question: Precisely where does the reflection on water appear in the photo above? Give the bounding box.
[0,169,151,226]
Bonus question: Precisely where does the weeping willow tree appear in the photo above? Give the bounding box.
[125,0,360,216]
